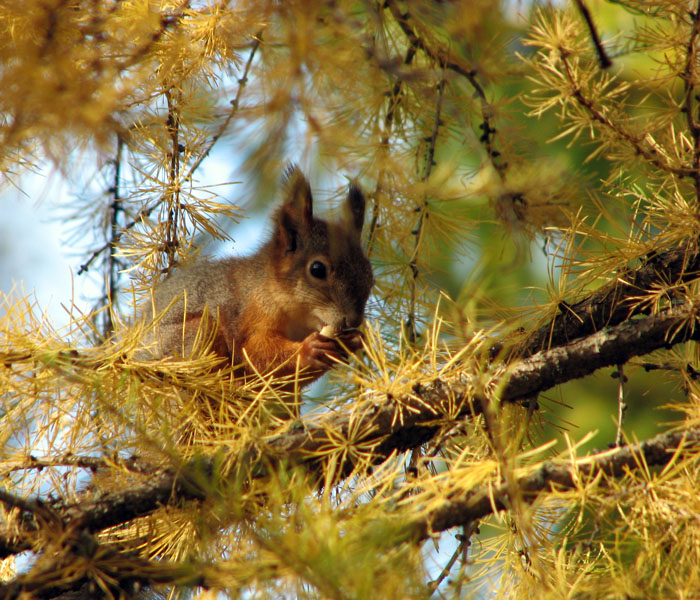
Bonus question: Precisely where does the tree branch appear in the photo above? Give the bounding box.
[514,239,700,357]
[416,425,700,539]
[184,32,261,183]
[559,50,694,178]
[0,535,208,600]
[77,25,261,278]
[683,2,700,199]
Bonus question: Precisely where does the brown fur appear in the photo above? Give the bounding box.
[140,168,374,386]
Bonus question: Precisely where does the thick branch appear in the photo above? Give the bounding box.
[277,303,700,469]
[501,302,699,399]
[417,425,700,538]
[517,239,700,357]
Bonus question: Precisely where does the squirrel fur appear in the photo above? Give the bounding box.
[141,167,374,385]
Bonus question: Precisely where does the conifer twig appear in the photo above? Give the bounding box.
[428,534,465,594]
[614,364,627,447]
[573,0,612,69]
[0,539,209,600]
[406,74,446,343]
[683,2,700,198]
[367,38,418,257]
[164,87,182,270]
[78,33,261,279]
[559,50,694,178]
[184,32,262,183]
[384,0,506,178]
[0,454,158,476]
[78,201,157,275]
[102,133,124,337]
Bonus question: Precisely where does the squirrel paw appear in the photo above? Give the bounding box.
[301,331,361,371]
[335,329,363,353]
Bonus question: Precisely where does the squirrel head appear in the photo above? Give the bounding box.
[270,167,374,341]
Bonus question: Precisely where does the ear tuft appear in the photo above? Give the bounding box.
[346,182,366,236]
[274,166,313,254]
[281,165,313,226]
[281,163,298,185]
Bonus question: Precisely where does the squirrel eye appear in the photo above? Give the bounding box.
[309,260,327,280]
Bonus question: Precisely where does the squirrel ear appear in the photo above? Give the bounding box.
[345,183,366,237]
[275,166,313,253]
[281,165,313,226]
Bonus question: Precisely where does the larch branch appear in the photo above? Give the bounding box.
[416,425,700,538]
[514,238,700,357]
[384,0,506,178]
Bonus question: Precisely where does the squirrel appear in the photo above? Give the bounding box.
[140,167,374,386]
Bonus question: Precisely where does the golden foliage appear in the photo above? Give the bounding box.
[3,1,700,599]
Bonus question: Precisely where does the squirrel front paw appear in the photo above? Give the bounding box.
[301,330,362,372]
[335,329,363,353]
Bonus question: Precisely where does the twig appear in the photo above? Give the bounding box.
[164,87,182,270]
[640,361,700,380]
[457,522,478,597]
[184,32,262,182]
[385,0,505,179]
[0,454,159,477]
[559,51,694,178]
[613,364,627,447]
[103,133,124,337]
[77,201,158,275]
[367,38,418,257]
[574,0,612,69]
[406,74,446,343]
[3,300,700,494]
[78,32,261,278]
[113,8,187,71]
[428,535,466,595]
[0,539,208,600]
[682,2,700,199]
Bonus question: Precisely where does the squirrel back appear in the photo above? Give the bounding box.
[141,168,373,385]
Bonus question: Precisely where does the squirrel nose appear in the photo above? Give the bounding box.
[343,314,363,329]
